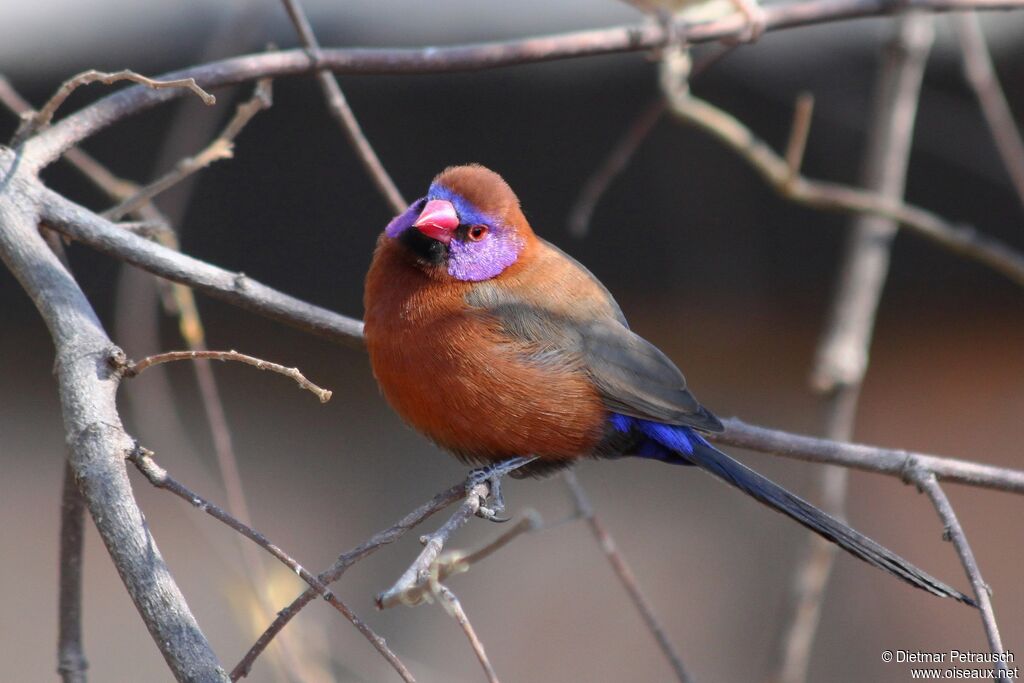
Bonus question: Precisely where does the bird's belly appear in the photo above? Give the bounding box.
[367,319,606,464]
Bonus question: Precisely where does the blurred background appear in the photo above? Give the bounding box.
[1,1,1022,681]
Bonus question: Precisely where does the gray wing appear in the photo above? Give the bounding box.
[581,318,722,431]
[466,282,723,433]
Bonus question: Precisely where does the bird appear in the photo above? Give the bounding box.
[363,163,974,607]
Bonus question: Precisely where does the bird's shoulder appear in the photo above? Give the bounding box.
[468,238,627,327]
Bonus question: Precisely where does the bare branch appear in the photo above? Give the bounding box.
[104,79,273,221]
[783,93,815,181]
[659,58,1024,287]
[954,12,1024,213]
[775,14,935,683]
[568,99,665,238]
[232,483,464,680]
[279,0,406,212]
[563,470,695,683]
[127,446,416,683]
[0,148,229,682]
[57,463,87,683]
[22,0,1024,168]
[907,467,1009,675]
[715,418,1024,494]
[435,585,501,683]
[391,512,541,608]
[40,191,367,348]
[0,71,314,677]
[15,69,214,145]
[377,483,489,609]
[125,349,332,403]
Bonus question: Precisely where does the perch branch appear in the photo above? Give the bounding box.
[126,445,416,683]
[231,482,465,680]
[376,482,490,609]
[659,54,1024,287]
[392,512,541,608]
[907,467,1009,675]
[57,462,88,683]
[280,0,406,212]
[33,191,1024,493]
[23,0,1024,168]
[104,79,273,221]
[775,14,935,683]
[125,349,332,403]
[954,12,1024,213]
[564,470,695,683]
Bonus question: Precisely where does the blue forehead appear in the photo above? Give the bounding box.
[428,183,498,228]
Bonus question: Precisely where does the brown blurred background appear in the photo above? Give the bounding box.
[1,1,1022,681]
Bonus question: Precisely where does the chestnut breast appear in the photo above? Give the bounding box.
[364,238,609,464]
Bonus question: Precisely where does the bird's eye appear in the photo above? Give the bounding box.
[467,224,489,241]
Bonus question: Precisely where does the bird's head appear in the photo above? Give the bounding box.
[384,164,534,282]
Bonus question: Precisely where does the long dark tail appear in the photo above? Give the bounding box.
[673,436,975,606]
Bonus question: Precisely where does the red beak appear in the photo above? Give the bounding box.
[412,199,459,244]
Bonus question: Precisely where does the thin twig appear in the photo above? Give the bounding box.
[954,12,1024,213]
[907,467,1009,675]
[14,69,214,145]
[435,585,501,683]
[568,99,666,237]
[0,74,143,200]
[376,483,489,609]
[564,39,744,238]
[57,462,88,683]
[774,14,935,683]
[231,483,465,680]
[375,457,537,610]
[104,79,273,221]
[658,58,1024,287]
[563,469,695,683]
[783,93,815,182]
[279,0,406,212]
[126,445,416,683]
[126,349,332,403]
[394,512,542,608]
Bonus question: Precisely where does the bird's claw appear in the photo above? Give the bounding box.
[466,456,536,523]
[475,505,512,523]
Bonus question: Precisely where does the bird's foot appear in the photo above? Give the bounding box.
[467,456,536,523]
